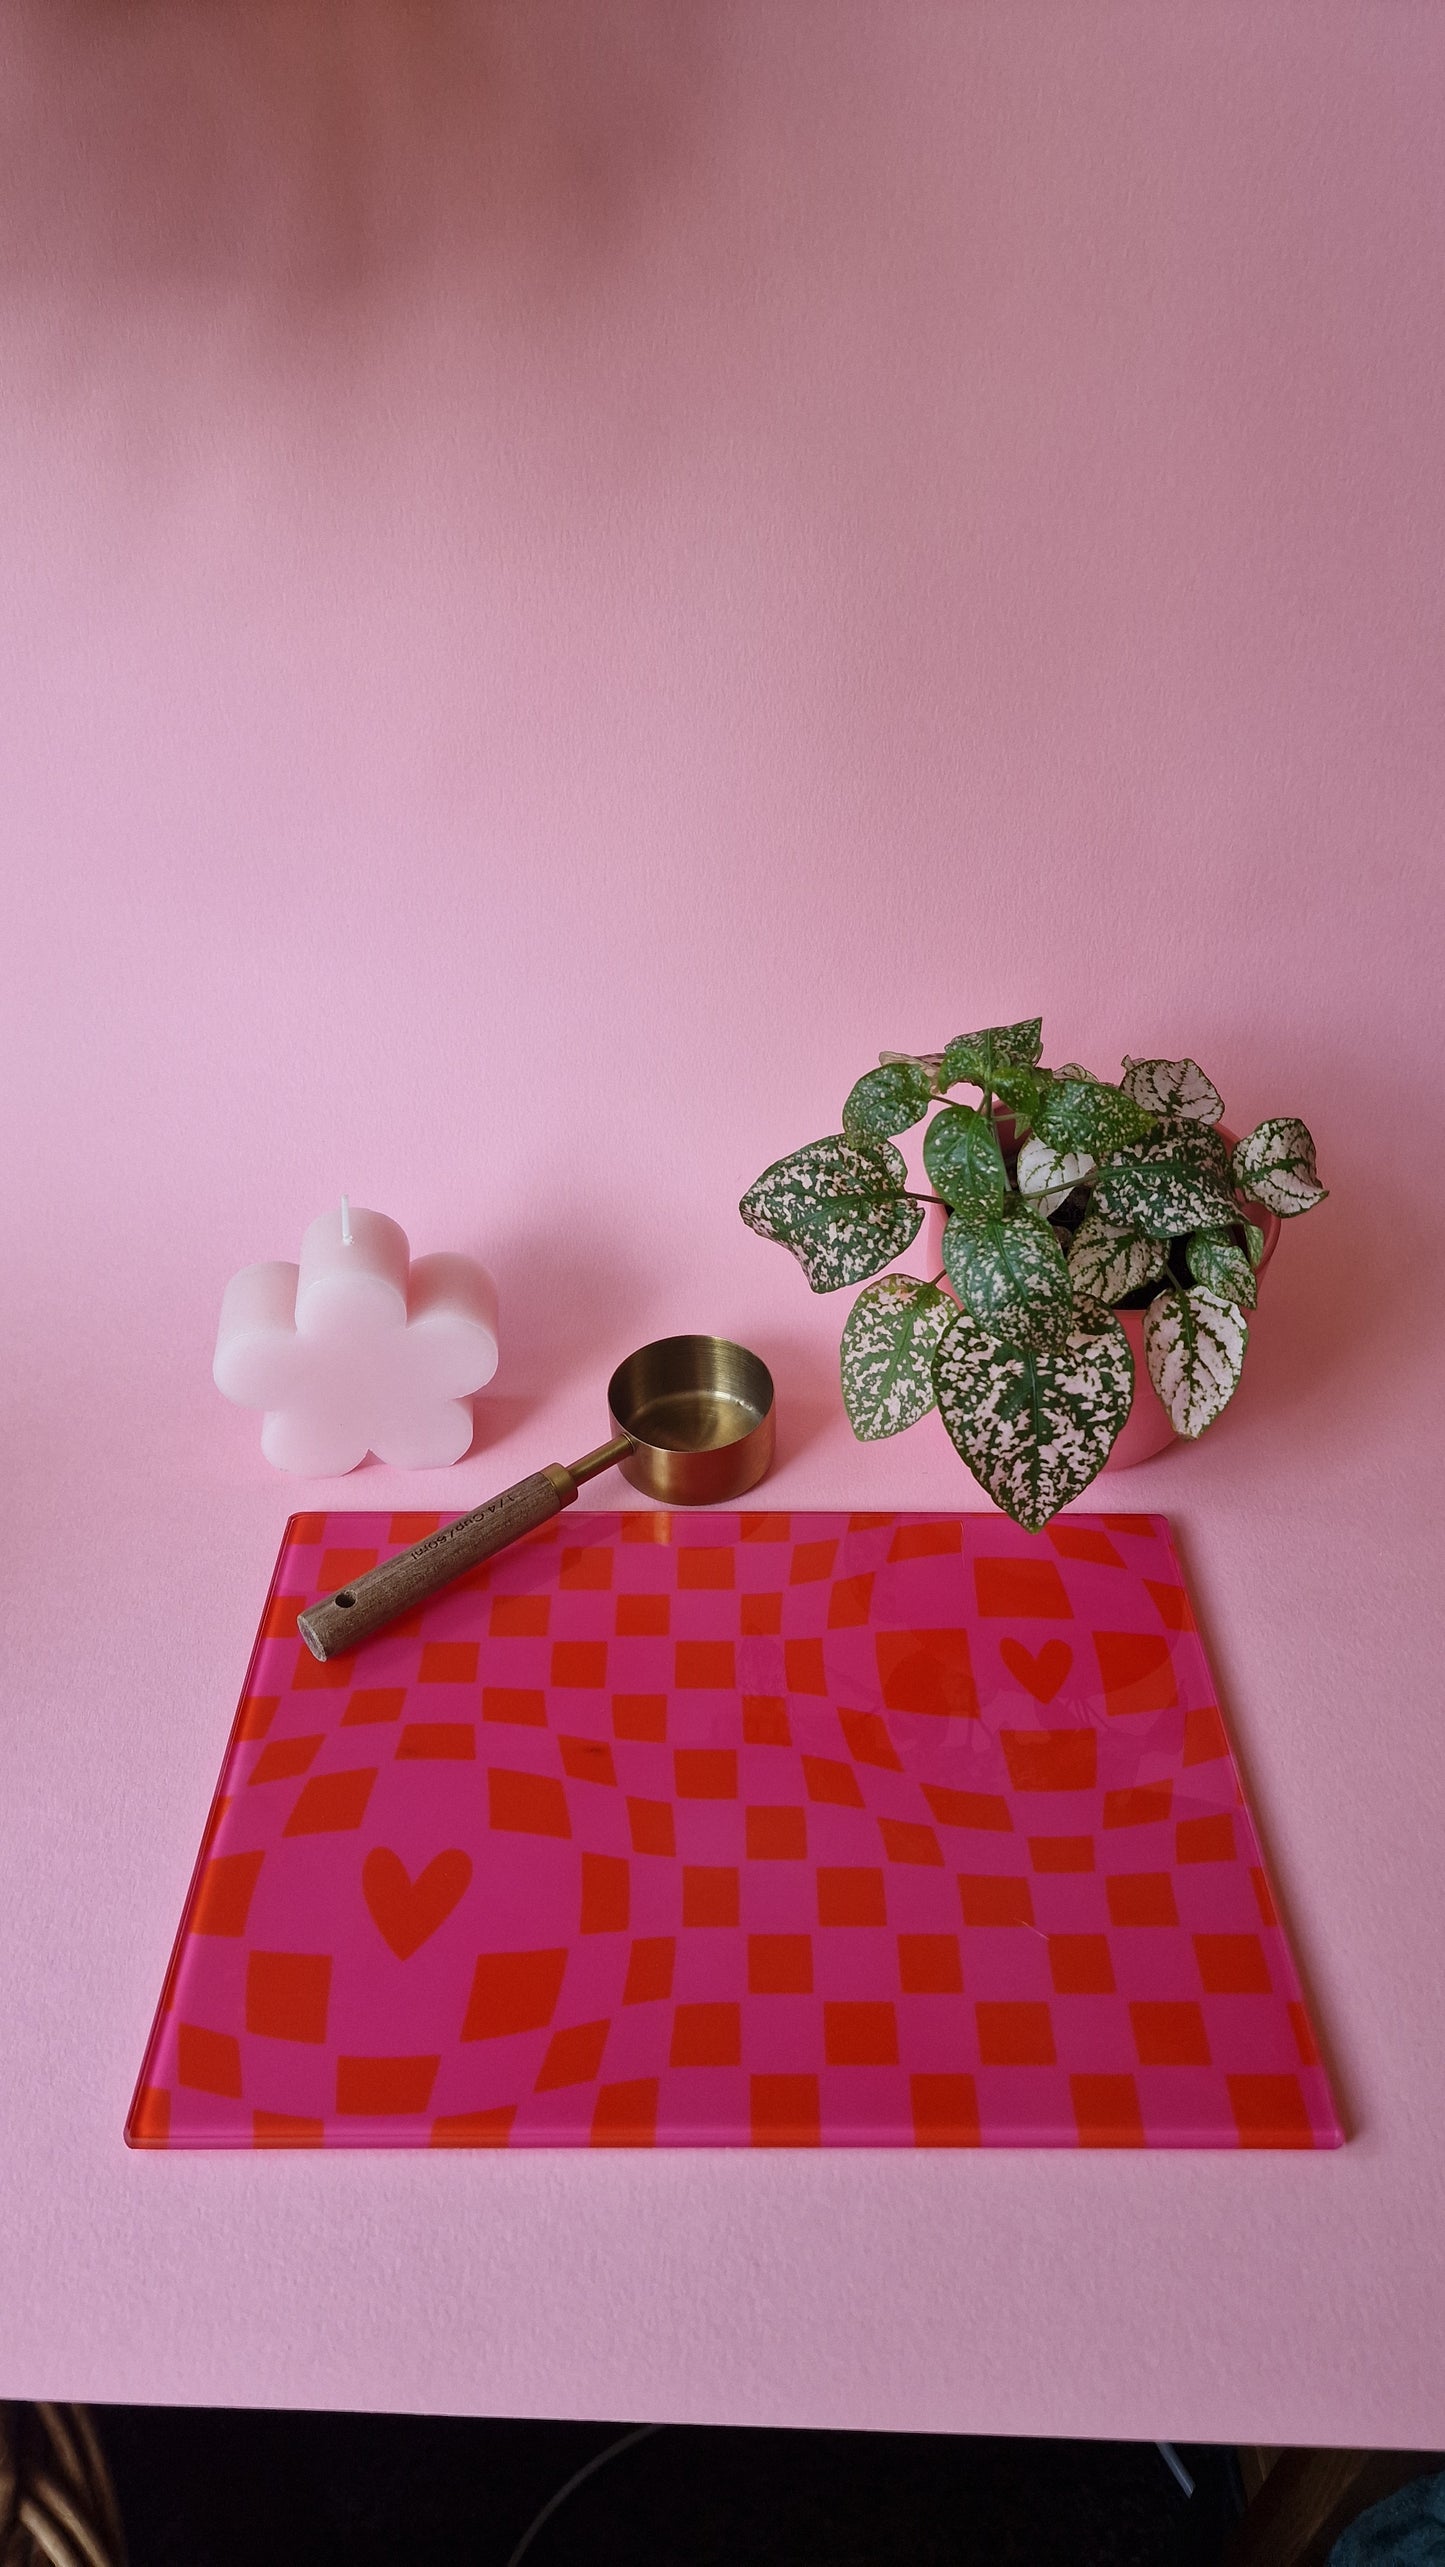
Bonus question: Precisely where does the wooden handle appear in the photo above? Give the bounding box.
[296,1466,575,1660]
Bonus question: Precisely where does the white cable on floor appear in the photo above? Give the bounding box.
[504,2421,665,2567]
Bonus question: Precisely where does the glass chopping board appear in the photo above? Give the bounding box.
[129,1509,1340,2151]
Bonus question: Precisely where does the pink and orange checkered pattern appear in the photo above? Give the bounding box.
[128,1510,1340,2150]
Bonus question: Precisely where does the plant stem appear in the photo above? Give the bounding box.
[903,1191,951,1208]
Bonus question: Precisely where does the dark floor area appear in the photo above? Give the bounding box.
[94,2406,1243,2566]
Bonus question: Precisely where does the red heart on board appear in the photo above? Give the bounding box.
[1000,1639,1073,1705]
[362,1847,473,1959]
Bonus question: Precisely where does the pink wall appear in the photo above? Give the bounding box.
[2,2,1443,2437]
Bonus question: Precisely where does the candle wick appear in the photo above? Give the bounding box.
[340,1195,352,1247]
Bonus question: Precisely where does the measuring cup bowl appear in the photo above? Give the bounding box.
[608,1334,774,1505]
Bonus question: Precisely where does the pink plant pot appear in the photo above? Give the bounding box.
[919,1130,1280,1472]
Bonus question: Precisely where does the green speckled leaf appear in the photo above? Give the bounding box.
[941,1018,1044,1090]
[1231,1118,1328,1217]
[1243,1219,1266,1269]
[740,1135,921,1293]
[1144,1287,1248,1436]
[840,1275,954,1441]
[1066,1208,1168,1305]
[932,1302,1135,1531]
[1151,1114,1232,1186]
[1035,1078,1153,1157]
[941,1199,1073,1345]
[1120,1056,1225,1122]
[922,1104,1007,1209]
[1186,1226,1257,1309]
[1094,1143,1237,1240]
[842,1059,936,1143]
[990,1063,1054,1127]
[1015,1134,1095,1216]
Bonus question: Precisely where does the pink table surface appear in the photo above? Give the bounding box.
[2,0,1443,2450]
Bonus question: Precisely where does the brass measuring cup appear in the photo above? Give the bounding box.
[297,1334,775,1661]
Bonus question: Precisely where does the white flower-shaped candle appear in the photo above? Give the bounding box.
[214,1201,499,1474]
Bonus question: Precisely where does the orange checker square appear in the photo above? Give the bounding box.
[791,1540,838,1584]
[283,1768,377,1837]
[802,1756,864,1808]
[923,1785,1011,1832]
[1103,1782,1173,1829]
[252,2111,325,2148]
[462,1947,568,2040]
[560,1736,618,1787]
[1029,1836,1095,1874]
[1001,1729,1097,1793]
[671,2002,742,2068]
[1048,1935,1116,1996]
[579,1853,630,1934]
[889,1520,961,1560]
[292,1647,349,1690]
[245,1951,332,2044]
[750,2073,820,2145]
[1101,1514,1155,1538]
[1194,1933,1271,1994]
[128,2086,170,2147]
[624,1938,676,2004]
[487,1768,571,1839]
[263,1584,301,1636]
[591,2080,659,2146]
[1289,2003,1321,2067]
[419,1641,479,1686]
[879,1818,942,1867]
[784,1638,828,1695]
[490,1594,550,1637]
[1047,1524,1124,1568]
[898,1934,963,1994]
[974,1555,1072,1618]
[1177,1812,1236,1864]
[678,1547,734,1588]
[561,1543,613,1589]
[739,1513,790,1543]
[1145,1579,1194,1631]
[839,1709,902,1771]
[1228,2073,1314,2148]
[976,2002,1056,2067]
[616,1593,669,1637]
[430,2107,516,2148]
[1106,1871,1179,1928]
[876,1628,979,1721]
[747,1805,807,1860]
[959,1874,1034,1928]
[483,1687,547,1727]
[748,1934,814,1994]
[818,1867,886,1927]
[825,2000,898,2066]
[177,2024,243,2097]
[620,1511,671,1542]
[398,1723,475,1761]
[342,1687,406,1728]
[552,1642,608,1689]
[1072,2073,1145,2148]
[828,1573,875,1627]
[190,1849,264,1938]
[675,1748,738,1799]
[1131,2001,1211,2067]
[335,2054,439,2116]
[389,1513,441,1545]
[613,1693,667,1742]
[743,1696,791,1746]
[911,2073,980,2146]
[536,2020,609,2090]
[288,1513,326,1545]
[1093,1630,1178,1716]
[1182,1704,1229,1766]
[238,1694,280,1740]
[320,1548,379,1591]
[627,1797,677,1857]
[676,1641,736,1689]
[740,1592,783,1635]
[683,1867,740,1927]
